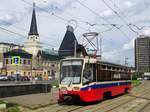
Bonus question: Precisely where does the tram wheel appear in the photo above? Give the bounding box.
[103,92,111,100]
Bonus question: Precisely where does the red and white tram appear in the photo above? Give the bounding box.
[59,57,131,102]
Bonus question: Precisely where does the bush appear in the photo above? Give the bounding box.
[51,80,59,87]
[132,80,141,87]
[7,107,20,112]
[0,100,5,104]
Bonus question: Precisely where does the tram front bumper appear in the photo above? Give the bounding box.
[59,90,81,102]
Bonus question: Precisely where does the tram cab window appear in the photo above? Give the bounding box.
[83,64,95,84]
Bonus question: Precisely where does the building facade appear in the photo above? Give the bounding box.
[135,35,150,73]
[23,3,61,79]
[0,3,61,79]
[36,50,61,79]
[3,49,32,76]
[0,43,21,73]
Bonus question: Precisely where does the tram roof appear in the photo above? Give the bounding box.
[61,57,129,69]
[97,60,128,69]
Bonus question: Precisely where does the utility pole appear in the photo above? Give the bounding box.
[99,35,102,59]
[74,40,77,57]
[125,57,128,66]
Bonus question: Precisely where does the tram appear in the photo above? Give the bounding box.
[59,57,131,102]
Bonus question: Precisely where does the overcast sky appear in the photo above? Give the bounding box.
[0,0,150,66]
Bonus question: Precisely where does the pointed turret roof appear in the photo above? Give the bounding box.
[28,3,39,36]
[58,25,88,57]
[59,25,78,56]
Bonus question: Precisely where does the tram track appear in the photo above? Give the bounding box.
[137,102,150,112]
[71,84,150,112]
[74,95,133,112]
[35,93,150,112]
[34,81,150,112]
[102,86,150,112]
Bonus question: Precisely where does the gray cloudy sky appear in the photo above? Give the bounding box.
[0,0,150,66]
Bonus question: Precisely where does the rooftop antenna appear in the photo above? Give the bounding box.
[74,40,77,57]
[67,19,78,57]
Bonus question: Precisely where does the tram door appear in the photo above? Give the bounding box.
[83,63,98,100]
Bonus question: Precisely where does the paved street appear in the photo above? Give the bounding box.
[0,88,58,109]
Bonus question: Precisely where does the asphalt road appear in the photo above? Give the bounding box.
[32,81,150,112]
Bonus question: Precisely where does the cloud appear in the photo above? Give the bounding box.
[141,27,150,36]
[123,38,135,50]
[98,1,150,21]
[100,10,113,17]
[102,49,122,62]
[34,0,76,13]
[0,11,23,26]
[126,1,150,16]
[124,1,134,8]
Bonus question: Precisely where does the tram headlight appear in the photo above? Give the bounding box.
[73,87,80,91]
[61,87,67,91]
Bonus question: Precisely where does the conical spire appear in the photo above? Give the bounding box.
[28,2,39,36]
[58,25,78,56]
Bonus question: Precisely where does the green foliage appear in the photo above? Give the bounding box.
[0,101,20,112]
[132,80,141,87]
[0,100,5,104]
[6,102,18,108]
[51,79,59,87]
[132,72,140,80]
[7,107,20,112]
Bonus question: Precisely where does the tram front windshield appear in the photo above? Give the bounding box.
[60,60,83,85]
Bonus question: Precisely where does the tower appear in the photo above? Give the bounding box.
[24,3,42,56]
[135,35,150,73]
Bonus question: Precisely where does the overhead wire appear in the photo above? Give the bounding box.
[21,0,89,31]
[0,25,56,47]
[109,0,145,31]
[76,0,133,61]
[20,0,131,62]
[102,0,139,35]
[76,0,134,41]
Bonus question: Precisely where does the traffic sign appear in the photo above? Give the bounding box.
[12,56,21,65]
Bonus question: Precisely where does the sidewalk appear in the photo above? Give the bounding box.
[0,88,59,109]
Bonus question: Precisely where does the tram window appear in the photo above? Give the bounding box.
[83,64,94,84]
[97,64,101,81]
[112,67,115,70]
[102,65,106,69]
[108,66,111,69]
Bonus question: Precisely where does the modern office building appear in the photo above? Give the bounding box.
[135,35,150,73]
